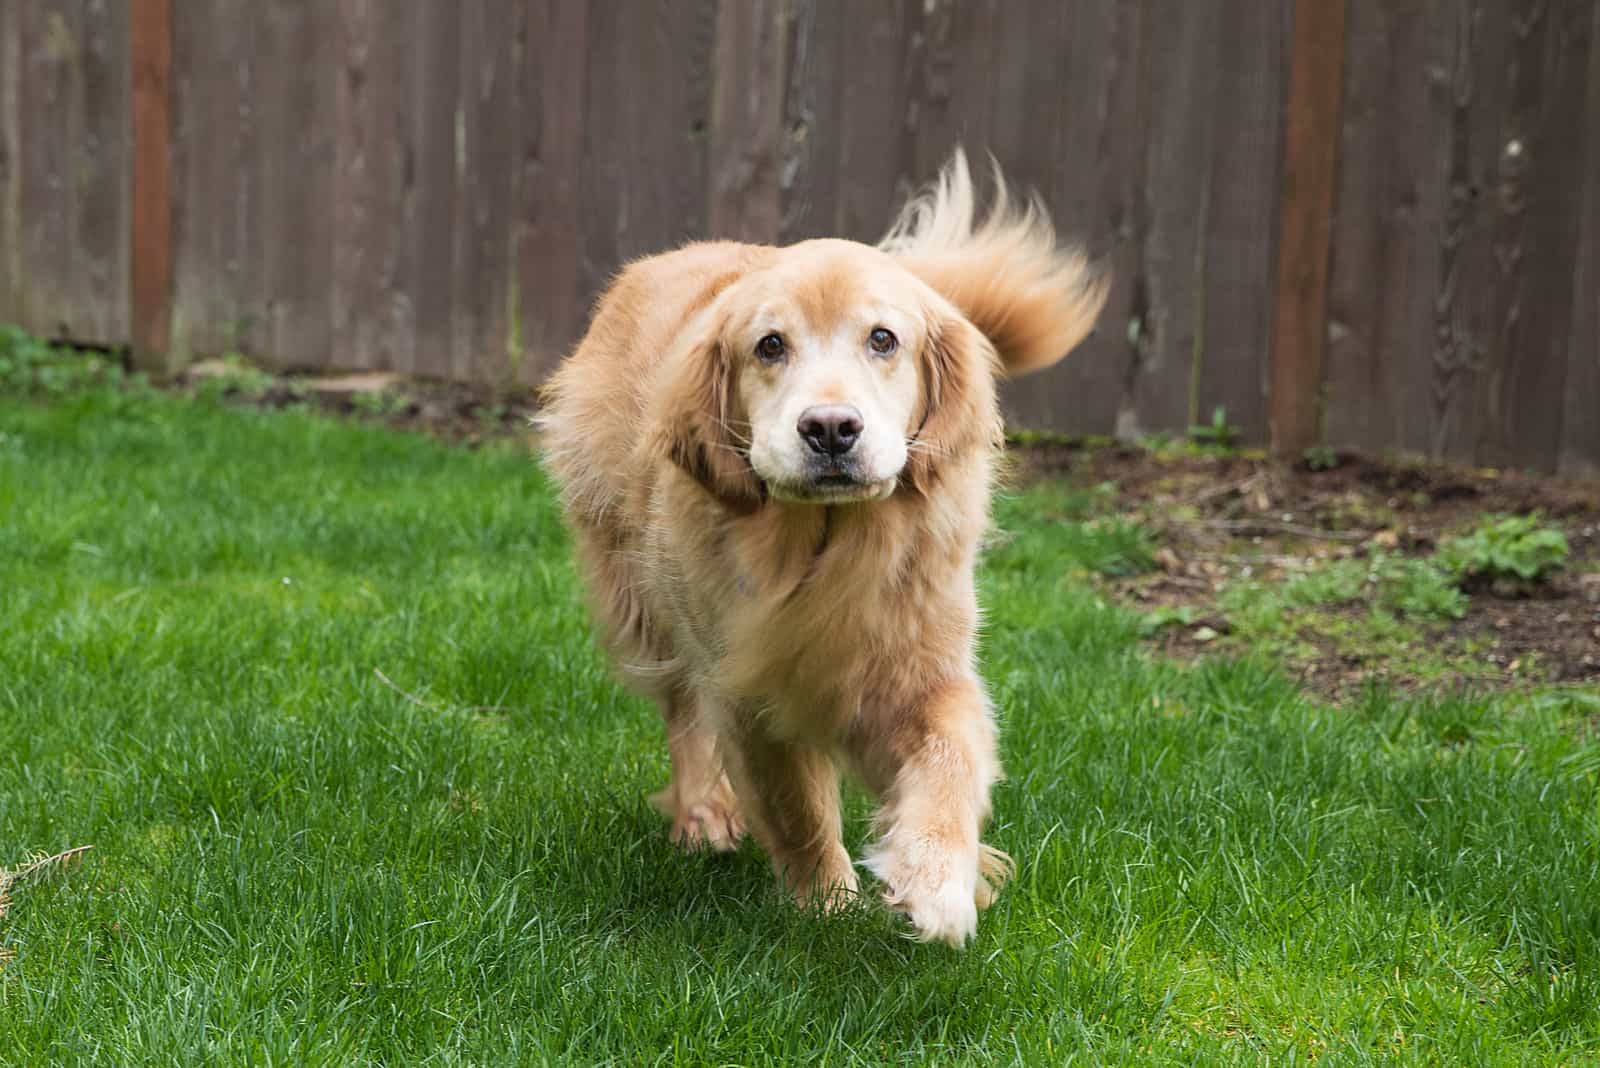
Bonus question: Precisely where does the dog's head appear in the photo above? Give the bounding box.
[660,240,999,511]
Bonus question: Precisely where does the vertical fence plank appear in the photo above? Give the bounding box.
[708,0,788,244]
[331,0,407,373]
[401,4,462,379]
[578,1,717,309]
[1324,0,1452,459]
[516,0,589,381]
[76,0,129,343]
[256,2,335,369]
[170,0,265,361]
[452,0,523,384]
[1268,0,1347,457]
[0,0,20,322]
[1431,0,1512,461]
[776,0,841,244]
[1559,2,1600,477]
[1196,1,1288,443]
[16,1,77,337]
[1480,0,1594,471]
[830,0,919,239]
[1128,0,1223,438]
[130,0,172,365]
[1024,0,1145,438]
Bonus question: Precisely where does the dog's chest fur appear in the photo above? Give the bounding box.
[645,461,991,742]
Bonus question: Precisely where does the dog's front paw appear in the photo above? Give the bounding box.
[894,875,980,946]
[865,841,980,947]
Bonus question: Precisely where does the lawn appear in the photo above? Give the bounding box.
[2,363,1599,1064]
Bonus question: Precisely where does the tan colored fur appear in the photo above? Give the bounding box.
[538,151,1105,945]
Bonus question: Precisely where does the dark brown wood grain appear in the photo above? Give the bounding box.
[130,0,172,366]
[1131,0,1224,439]
[452,0,522,385]
[1019,1,1145,438]
[708,0,787,244]
[830,0,919,240]
[169,0,265,361]
[1452,1,1523,463]
[257,2,336,371]
[1268,0,1348,457]
[16,1,77,338]
[402,4,462,379]
[331,0,408,373]
[0,0,21,321]
[776,0,840,244]
[516,0,589,381]
[1559,2,1600,478]
[1197,1,1289,444]
[1324,0,1453,458]
[1482,0,1594,472]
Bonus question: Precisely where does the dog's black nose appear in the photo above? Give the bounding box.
[797,405,864,458]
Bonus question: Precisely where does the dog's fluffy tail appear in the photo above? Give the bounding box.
[879,149,1108,376]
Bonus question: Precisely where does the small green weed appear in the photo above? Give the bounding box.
[0,328,131,396]
[1139,604,1197,634]
[352,388,416,418]
[1301,445,1340,471]
[1440,514,1569,588]
[1188,406,1242,452]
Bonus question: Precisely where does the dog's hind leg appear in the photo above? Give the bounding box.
[649,686,746,853]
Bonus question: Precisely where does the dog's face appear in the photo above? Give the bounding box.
[724,243,929,503]
[664,239,993,511]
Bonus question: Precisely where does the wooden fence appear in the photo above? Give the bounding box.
[2,1,1597,474]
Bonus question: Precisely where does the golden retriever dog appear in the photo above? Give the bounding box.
[539,151,1105,945]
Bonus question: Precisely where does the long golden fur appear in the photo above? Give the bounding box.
[539,151,1106,945]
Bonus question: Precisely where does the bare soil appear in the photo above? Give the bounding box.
[1018,441,1600,698]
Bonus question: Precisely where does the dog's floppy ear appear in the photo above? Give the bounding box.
[903,311,1003,497]
[657,317,766,516]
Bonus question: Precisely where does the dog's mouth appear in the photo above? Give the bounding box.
[768,469,897,504]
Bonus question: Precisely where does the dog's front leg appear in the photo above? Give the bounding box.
[859,676,1012,946]
[721,719,858,911]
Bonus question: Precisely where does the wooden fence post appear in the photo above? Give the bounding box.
[130,0,173,372]
[1268,0,1348,457]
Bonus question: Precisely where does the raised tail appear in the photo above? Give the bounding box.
[879,149,1109,376]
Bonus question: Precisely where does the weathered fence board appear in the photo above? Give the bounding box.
[1324,0,1448,459]
[5,0,128,343]
[1,0,1596,474]
[1560,3,1600,478]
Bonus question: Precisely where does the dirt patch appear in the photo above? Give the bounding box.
[182,359,541,446]
[1016,441,1600,699]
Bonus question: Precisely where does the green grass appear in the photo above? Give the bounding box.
[2,374,1599,1064]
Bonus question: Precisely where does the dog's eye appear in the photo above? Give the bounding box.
[756,333,786,363]
[868,327,898,356]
